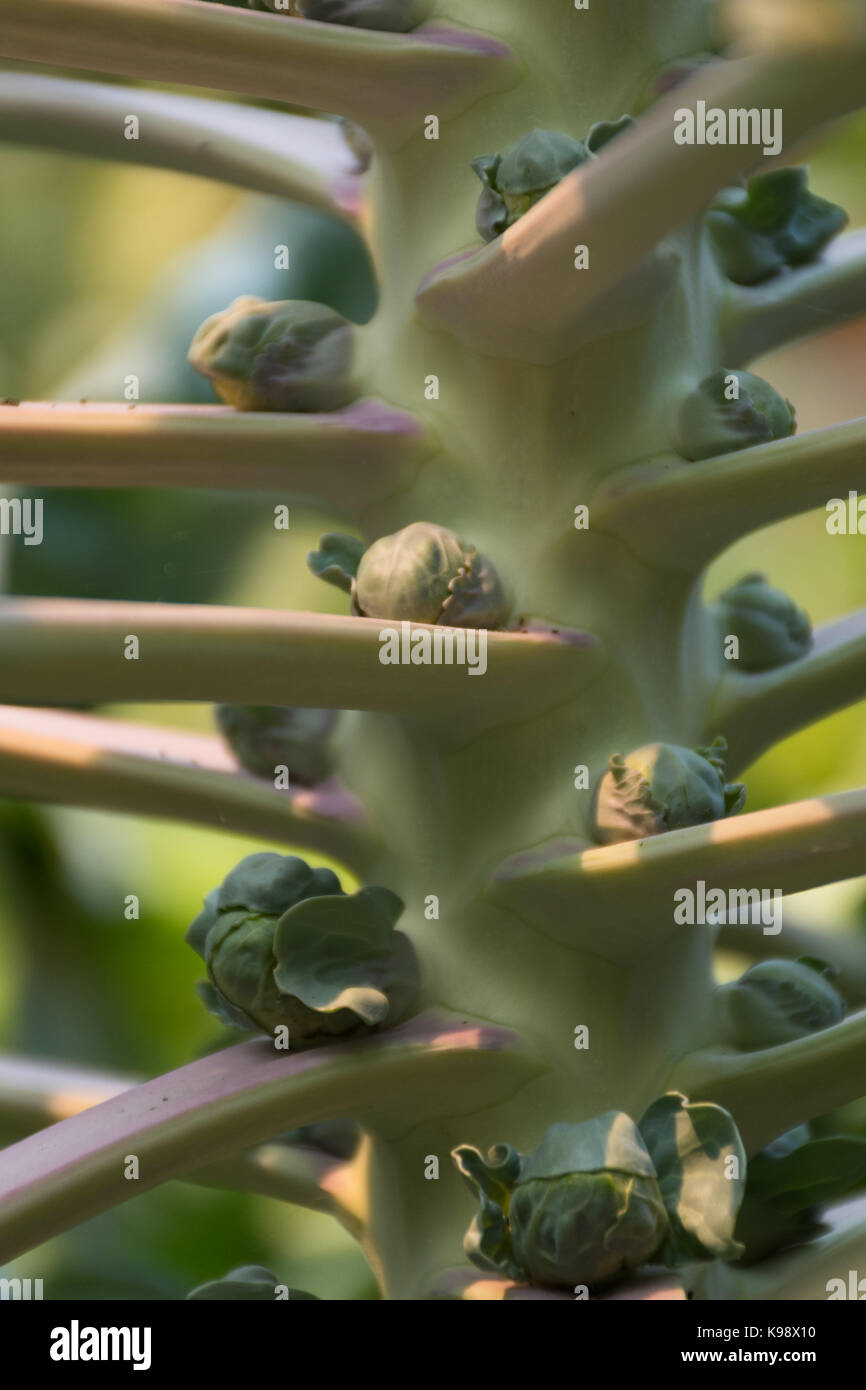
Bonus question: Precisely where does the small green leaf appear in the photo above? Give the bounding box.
[707,168,848,286]
[307,532,366,593]
[638,1092,746,1265]
[748,1135,866,1213]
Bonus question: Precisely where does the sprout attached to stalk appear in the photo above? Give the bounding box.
[215,705,338,785]
[186,1266,318,1299]
[592,737,746,845]
[715,957,846,1052]
[677,369,796,462]
[188,296,356,413]
[708,168,848,286]
[308,521,512,628]
[453,1094,745,1292]
[186,852,419,1045]
[711,574,812,672]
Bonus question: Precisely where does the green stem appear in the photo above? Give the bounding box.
[0,73,362,220]
[670,1008,866,1152]
[0,1055,357,1228]
[0,0,513,128]
[0,599,604,723]
[0,401,434,522]
[0,706,380,873]
[721,229,866,364]
[0,1012,537,1264]
[489,790,866,964]
[709,609,866,773]
[594,418,866,571]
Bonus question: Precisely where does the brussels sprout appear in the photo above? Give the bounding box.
[186,852,419,1044]
[454,1112,666,1289]
[453,1095,745,1291]
[188,296,355,412]
[471,119,632,242]
[712,574,812,672]
[677,369,796,462]
[186,1265,318,1299]
[350,521,511,628]
[708,168,848,286]
[472,130,589,242]
[255,0,428,28]
[715,957,846,1051]
[592,737,746,845]
[215,704,337,785]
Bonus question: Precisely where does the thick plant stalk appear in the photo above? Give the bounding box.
[0,401,435,519]
[0,1014,537,1264]
[0,707,380,873]
[0,0,513,127]
[0,599,602,720]
[595,418,866,571]
[0,1055,360,1228]
[0,74,363,219]
[671,1009,866,1152]
[3,0,866,1302]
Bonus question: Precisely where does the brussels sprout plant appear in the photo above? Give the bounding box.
[1,0,866,1308]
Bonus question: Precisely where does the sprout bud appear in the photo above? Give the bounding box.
[186,852,419,1045]
[708,168,848,286]
[592,737,745,845]
[188,296,355,413]
[677,369,796,462]
[214,704,337,785]
[472,119,632,242]
[712,574,812,672]
[453,1096,744,1291]
[186,1266,318,1300]
[351,521,511,628]
[715,958,846,1051]
[472,130,589,242]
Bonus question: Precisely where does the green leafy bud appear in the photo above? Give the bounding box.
[472,130,589,242]
[712,574,812,672]
[188,296,355,412]
[453,1095,745,1291]
[677,369,796,462]
[455,1112,667,1290]
[186,852,419,1044]
[453,1095,745,1289]
[186,1265,318,1300]
[352,521,511,628]
[214,704,337,785]
[708,168,848,286]
[307,532,366,594]
[592,736,746,845]
[715,957,846,1052]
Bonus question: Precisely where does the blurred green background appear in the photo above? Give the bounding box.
[0,71,865,1299]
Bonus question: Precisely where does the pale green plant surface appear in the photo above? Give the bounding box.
[0,0,865,1301]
